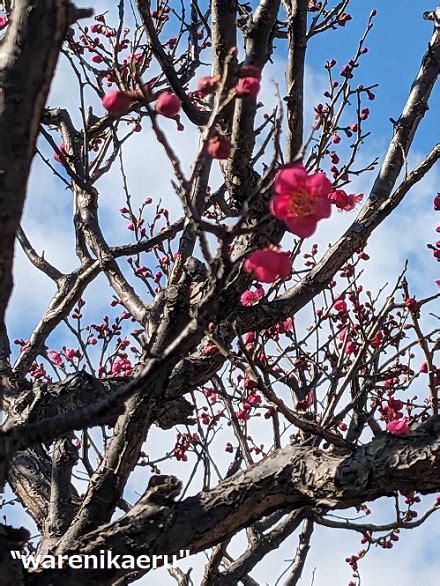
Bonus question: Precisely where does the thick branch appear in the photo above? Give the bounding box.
[285,0,308,161]
[25,421,440,585]
[0,0,70,370]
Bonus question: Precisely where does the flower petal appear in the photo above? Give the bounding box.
[305,172,332,198]
[273,164,308,195]
[285,217,318,238]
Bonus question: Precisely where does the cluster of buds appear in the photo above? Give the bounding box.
[48,350,64,367]
[71,298,86,320]
[198,406,222,427]
[260,317,294,342]
[203,388,218,404]
[378,397,404,422]
[378,529,401,548]
[28,362,48,381]
[110,353,133,377]
[345,550,365,572]
[173,432,199,462]
[119,207,146,238]
[63,347,82,362]
[403,491,421,506]
[308,1,323,11]
[427,193,440,266]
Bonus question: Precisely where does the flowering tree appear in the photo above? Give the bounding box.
[1,1,440,584]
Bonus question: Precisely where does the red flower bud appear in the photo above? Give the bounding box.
[235,76,260,99]
[207,135,231,160]
[102,90,132,115]
[155,92,181,117]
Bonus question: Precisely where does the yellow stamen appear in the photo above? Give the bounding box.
[289,189,315,217]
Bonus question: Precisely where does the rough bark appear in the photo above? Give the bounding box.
[0,0,71,488]
[0,0,70,354]
[24,419,440,584]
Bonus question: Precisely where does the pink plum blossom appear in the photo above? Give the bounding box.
[48,350,63,366]
[244,249,292,283]
[270,163,332,238]
[386,418,411,436]
[329,189,363,212]
[240,287,264,306]
[155,92,181,117]
[235,77,260,99]
[101,90,132,115]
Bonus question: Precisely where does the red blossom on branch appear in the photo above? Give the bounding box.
[244,249,292,283]
[235,76,260,99]
[155,92,181,117]
[386,418,411,436]
[207,135,232,159]
[329,189,363,212]
[270,163,333,237]
[240,287,264,306]
[101,90,132,115]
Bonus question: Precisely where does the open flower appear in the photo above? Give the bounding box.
[386,418,411,436]
[329,189,363,212]
[270,163,332,237]
[196,75,220,97]
[244,249,292,283]
[235,76,260,99]
[240,287,264,306]
[333,298,347,313]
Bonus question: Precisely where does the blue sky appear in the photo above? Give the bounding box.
[305,1,440,154]
[3,2,440,585]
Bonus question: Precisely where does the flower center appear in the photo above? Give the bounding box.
[289,189,315,217]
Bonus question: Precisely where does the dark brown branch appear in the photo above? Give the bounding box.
[285,0,308,162]
[0,0,73,490]
[25,421,440,585]
[212,510,306,585]
[39,436,79,555]
[283,519,314,586]
[0,0,70,373]
[136,0,209,126]
[224,0,281,208]
[16,227,63,282]
[211,0,237,77]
